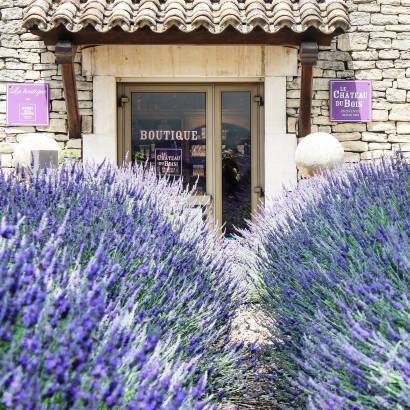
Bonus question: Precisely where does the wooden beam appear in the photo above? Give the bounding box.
[298,42,319,139]
[55,41,80,139]
[32,26,341,47]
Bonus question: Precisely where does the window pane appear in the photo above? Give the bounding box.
[221,91,252,236]
[131,92,207,194]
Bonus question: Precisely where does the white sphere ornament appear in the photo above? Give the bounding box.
[13,134,60,169]
[295,132,344,177]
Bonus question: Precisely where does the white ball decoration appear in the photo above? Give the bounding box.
[13,134,60,168]
[295,132,344,177]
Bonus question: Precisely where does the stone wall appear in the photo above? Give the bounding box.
[287,0,410,162]
[0,0,92,169]
[1,0,409,170]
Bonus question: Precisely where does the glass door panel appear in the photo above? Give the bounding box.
[221,91,252,236]
[131,92,207,194]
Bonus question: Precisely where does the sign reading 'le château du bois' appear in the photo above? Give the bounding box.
[155,148,182,176]
[330,80,372,123]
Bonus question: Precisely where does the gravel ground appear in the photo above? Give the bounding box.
[220,303,281,410]
[221,240,297,410]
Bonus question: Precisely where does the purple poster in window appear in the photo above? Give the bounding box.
[155,148,182,176]
[6,83,49,126]
[330,80,372,122]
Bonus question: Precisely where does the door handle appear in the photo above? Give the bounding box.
[254,186,265,198]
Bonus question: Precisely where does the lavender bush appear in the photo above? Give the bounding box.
[0,162,244,409]
[245,157,410,409]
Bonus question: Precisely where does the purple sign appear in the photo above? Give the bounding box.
[6,83,49,126]
[155,148,182,176]
[330,80,372,122]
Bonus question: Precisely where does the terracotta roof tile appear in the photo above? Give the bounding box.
[23,0,350,35]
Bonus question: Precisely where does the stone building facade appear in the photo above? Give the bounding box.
[0,0,409,168]
[288,0,410,162]
[0,0,90,167]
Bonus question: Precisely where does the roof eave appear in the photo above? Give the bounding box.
[29,25,348,47]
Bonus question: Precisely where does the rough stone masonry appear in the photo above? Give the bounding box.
[1,0,410,169]
[0,0,92,168]
[287,0,410,162]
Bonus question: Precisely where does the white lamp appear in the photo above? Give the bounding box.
[295,132,344,177]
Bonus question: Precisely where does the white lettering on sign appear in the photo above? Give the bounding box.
[155,148,182,176]
[140,130,198,141]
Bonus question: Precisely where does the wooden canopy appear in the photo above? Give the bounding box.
[23,0,350,139]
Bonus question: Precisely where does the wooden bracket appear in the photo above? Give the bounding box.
[298,41,319,138]
[55,41,80,139]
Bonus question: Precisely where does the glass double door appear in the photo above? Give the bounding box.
[118,84,261,236]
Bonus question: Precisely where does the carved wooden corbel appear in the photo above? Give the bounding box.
[55,41,80,139]
[298,41,319,138]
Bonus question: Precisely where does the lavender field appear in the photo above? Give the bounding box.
[0,157,409,409]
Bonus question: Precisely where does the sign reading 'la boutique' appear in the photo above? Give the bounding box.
[7,83,49,126]
[330,80,372,123]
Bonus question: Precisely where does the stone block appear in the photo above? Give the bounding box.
[351,50,379,60]
[344,152,361,162]
[319,51,351,61]
[386,88,407,102]
[381,5,409,14]
[38,118,67,133]
[52,100,67,112]
[382,69,406,78]
[368,142,391,150]
[21,40,45,49]
[386,25,410,32]
[1,7,23,20]
[397,78,410,90]
[388,134,410,143]
[334,132,362,142]
[333,123,367,132]
[350,12,371,25]
[19,51,40,63]
[81,116,93,133]
[372,80,394,91]
[66,139,82,149]
[397,122,410,134]
[0,34,21,48]
[4,127,36,134]
[0,154,13,168]
[371,14,399,25]
[25,71,41,80]
[41,52,55,64]
[367,122,396,132]
[347,61,375,70]
[362,132,388,142]
[368,38,392,49]
[396,142,410,151]
[389,104,410,121]
[358,3,380,12]
[338,33,369,51]
[0,143,15,154]
[376,60,394,69]
[399,14,410,24]
[378,49,400,59]
[392,40,410,50]
[341,141,368,152]
[361,150,392,160]
[355,69,383,80]
[372,110,389,121]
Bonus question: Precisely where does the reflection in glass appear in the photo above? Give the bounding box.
[131,92,206,194]
[221,92,252,236]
